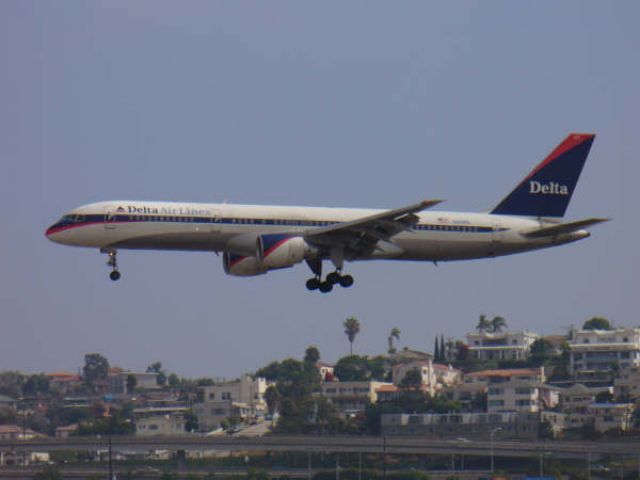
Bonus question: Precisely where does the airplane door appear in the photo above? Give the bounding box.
[104,209,118,230]
[209,208,222,233]
[491,219,504,255]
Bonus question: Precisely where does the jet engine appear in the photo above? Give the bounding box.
[223,234,317,276]
[223,252,267,277]
[257,234,316,269]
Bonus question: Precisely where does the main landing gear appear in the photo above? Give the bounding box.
[103,249,121,281]
[304,256,354,293]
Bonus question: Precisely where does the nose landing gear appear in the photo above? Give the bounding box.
[103,249,121,281]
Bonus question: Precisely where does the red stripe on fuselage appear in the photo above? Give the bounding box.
[45,221,107,236]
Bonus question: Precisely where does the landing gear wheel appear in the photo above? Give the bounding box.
[109,271,121,281]
[339,275,354,288]
[318,282,333,293]
[326,271,341,285]
[306,278,321,291]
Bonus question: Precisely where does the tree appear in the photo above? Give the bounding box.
[434,336,440,361]
[82,353,109,387]
[168,373,180,388]
[476,314,491,333]
[147,362,167,386]
[264,385,281,418]
[22,374,50,396]
[184,410,198,432]
[489,316,508,333]
[400,368,423,390]
[304,346,320,366]
[439,335,446,361]
[530,338,555,366]
[388,328,401,355]
[343,317,361,356]
[33,465,63,480]
[583,317,612,331]
[334,356,370,382]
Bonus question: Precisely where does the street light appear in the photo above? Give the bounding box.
[490,427,503,473]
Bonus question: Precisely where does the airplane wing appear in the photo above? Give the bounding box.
[523,217,610,238]
[304,199,442,257]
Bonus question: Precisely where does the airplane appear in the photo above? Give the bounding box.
[46,133,608,293]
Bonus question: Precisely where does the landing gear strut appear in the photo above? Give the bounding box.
[104,249,121,281]
[304,257,354,293]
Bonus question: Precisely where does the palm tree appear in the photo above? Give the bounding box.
[489,316,508,333]
[388,327,401,354]
[476,314,491,333]
[343,317,361,356]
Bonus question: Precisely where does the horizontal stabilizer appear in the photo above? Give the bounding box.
[523,218,610,238]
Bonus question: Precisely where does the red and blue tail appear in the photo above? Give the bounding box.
[491,133,595,218]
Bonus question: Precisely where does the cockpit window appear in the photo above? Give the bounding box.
[61,214,86,224]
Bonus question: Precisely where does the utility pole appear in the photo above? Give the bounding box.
[538,448,543,480]
[108,436,113,480]
[382,436,387,480]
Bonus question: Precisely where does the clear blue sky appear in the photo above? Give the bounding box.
[1,1,638,378]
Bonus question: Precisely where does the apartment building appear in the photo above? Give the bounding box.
[568,327,640,374]
[381,411,566,439]
[466,330,539,362]
[466,368,552,413]
[321,381,392,416]
[194,376,268,430]
[615,365,640,401]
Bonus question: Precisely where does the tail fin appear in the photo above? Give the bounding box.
[491,133,595,218]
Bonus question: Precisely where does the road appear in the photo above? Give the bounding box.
[1,435,639,460]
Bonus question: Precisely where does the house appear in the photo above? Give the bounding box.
[109,371,160,394]
[46,372,82,394]
[588,403,634,432]
[317,362,335,382]
[194,376,269,430]
[0,425,39,441]
[614,365,640,401]
[321,381,392,416]
[55,424,79,438]
[392,360,461,396]
[0,395,17,411]
[559,383,613,414]
[133,407,188,436]
[466,330,539,362]
[568,327,640,375]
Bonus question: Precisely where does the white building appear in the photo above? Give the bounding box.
[321,381,392,416]
[615,365,640,401]
[466,330,539,362]
[568,327,640,374]
[466,368,551,413]
[134,407,188,436]
[109,371,160,394]
[588,403,634,433]
[392,360,461,396]
[194,376,269,430]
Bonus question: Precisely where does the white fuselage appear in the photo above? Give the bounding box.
[45,200,588,262]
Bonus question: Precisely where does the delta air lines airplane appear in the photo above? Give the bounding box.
[46,133,608,293]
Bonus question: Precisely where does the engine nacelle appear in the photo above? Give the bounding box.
[223,252,267,277]
[257,235,315,269]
